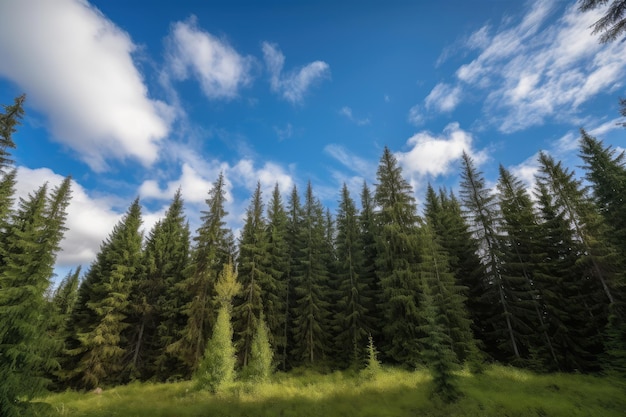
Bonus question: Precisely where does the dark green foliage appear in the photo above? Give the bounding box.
[172,173,235,372]
[263,184,289,367]
[234,183,268,367]
[358,182,381,331]
[459,152,520,362]
[128,190,191,381]
[0,94,23,171]
[419,223,476,366]
[419,274,461,403]
[0,175,72,416]
[532,182,604,371]
[579,0,626,43]
[374,147,422,366]
[69,199,143,388]
[333,184,371,366]
[290,182,331,365]
[496,166,559,366]
[424,186,485,356]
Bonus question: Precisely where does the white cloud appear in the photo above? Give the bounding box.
[0,0,171,171]
[231,159,294,196]
[397,123,488,178]
[324,144,376,179]
[408,104,426,126]
[166,17,253,100]
[451,0,626,133]
[15,167,122,268]
[262,42,330,104]
[424,83,462,113]
[510,153,540,191]
[339,106,370,126]
[139,162,214,204]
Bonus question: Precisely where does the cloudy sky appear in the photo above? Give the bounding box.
[0,0,624,279]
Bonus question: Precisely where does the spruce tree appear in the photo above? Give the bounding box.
[334,183,370,366]
[419,222,476,365]
[459,152,520,362]
[263,184,289,365]
[69,199,143,388]
[0,95,23,171]
[424,186,485,351]
[496,165,558,366]
[537,151,616,308]
[234,182,268,367]
[0,176,72,415]
[291,182,331,365]
[130,189,191,381]
[172,173,235,372]
[533,182,604,371]
[244,313,274,382]
[419,274,460,403]
[374,147,422,366]
[196,262,240,393]
[282,185,303,369]
[359,182,382,340]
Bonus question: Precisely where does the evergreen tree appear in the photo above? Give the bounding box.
[578,130,626,297]
[234,182,268,367]
[533,182,604,371]
[48,267,82,388]
[52,267,82,318]
[282,185,303,369]
[334,183,370,366]
[419,274,460,403]
[172,173,235,372]
[0,95,23,171]
[129,190,191,381]
[459,152,520,362]
[419,222,476,365]
[244,313,274,382]
[359,182,382,340]
[496,166,559,366]
[291,182,331,365]
[0,176,71,415]
[374,147,422,366]
[263,184,289,365]
[424,186,485,352]
[69,199,143,388]
[537,151,616,306]
[196,262,240,393]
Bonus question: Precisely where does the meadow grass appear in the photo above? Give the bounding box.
[41,365,626,417]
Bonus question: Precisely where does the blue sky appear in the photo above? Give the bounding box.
[0,0,624,276]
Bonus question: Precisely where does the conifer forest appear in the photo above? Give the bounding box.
[1,93,625,416]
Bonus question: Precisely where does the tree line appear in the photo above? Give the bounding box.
[1,95,625,414]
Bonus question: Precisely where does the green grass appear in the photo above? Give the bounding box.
[40,365,626,417]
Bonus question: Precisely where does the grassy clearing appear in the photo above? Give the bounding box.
[41,365,626,417]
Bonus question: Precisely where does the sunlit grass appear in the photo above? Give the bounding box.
[41,365,626,417]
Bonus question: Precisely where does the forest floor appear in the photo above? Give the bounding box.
[39,365,626,417]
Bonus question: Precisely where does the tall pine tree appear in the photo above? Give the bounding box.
[374,147,422,366]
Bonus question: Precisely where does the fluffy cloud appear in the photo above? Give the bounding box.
[397,123,487,178]
[166,18,253,100]
[262,42,330,104]
[0,0,171,171]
